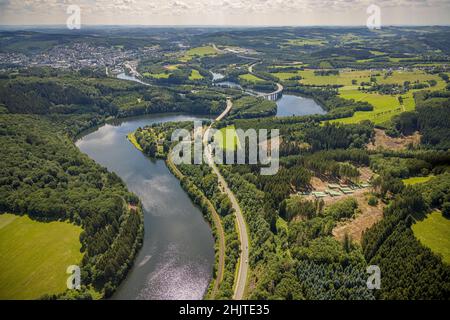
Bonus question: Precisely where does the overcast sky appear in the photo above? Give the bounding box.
[0,0,449,26]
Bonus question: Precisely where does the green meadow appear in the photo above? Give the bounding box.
[189,69,204,80]
[412,211,450,265]
[180,45,218,62]
[298,69,374,86]
[127,132,143,151]
[0,213,83,299]
[142,72,170,79]
[403,176,434,186]
[331,89,414,124]
[277,69,449,125]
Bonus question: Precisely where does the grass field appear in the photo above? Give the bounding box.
[273,68,445,125]
[403,175,434,185]
[214,125,240,151]
[272,71,302,81]
[412,211,450,265]
[142,72,170,79]
[331,89,414,124]
[180,45,218,62]
[0,213,83,299]
[378,70,441,85]
[239,73,265,83]
[322,70,446,125]
[189,69,204,80]
[389,57,420,63]
[164,64,180,70]
[127,132,143,151]
[298,69,374,86]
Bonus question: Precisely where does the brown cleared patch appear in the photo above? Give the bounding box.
[332,193,385,244]
[367,128,421,151]
[359,166,375,182]
[310,176,328,190]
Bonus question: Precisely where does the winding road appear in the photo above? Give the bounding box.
[203,98,249,300]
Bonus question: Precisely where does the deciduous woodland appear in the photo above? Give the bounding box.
[0,26,449,299]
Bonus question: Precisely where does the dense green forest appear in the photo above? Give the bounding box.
[362,175,450,299]
[0,72,226,137]
[393,92,450,149]
[0,114,143,298]
[132,84,450,300]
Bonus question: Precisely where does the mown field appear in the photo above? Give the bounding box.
[403,175,435,186]
[180,45,218,62]
[142,72,170,79]
[315,70,442,125]
[272,68,446,125]
[412,211,450,265]
[189,69,204,80]
[0,213,83,299]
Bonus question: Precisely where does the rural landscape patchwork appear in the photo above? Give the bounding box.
[0,0,450,305]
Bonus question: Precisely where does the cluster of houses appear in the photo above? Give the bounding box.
[299,181,372,199]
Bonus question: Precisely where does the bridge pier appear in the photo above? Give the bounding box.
[262,87,283,101]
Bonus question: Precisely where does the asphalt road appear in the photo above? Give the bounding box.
[203,98,249,300]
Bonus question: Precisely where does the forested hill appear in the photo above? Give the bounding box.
[0,71,226,137]
[0,114,143,298]
[0,69,227,299]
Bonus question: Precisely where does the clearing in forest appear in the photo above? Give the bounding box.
[332,194,385,244]
[367,128,421,151]
[0,213,82,299]
[412,211,450,264]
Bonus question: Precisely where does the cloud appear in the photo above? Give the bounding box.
[0,0,449,25]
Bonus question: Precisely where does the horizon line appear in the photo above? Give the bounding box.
[1,23,450,28]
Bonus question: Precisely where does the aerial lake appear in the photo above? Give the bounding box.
[76,114,215,300]
[276,94,326,117]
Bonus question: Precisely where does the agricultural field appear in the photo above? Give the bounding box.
[271,71,303,81]
[297,69,374,87]
[273,69,446,125]
[412,211,450,265]
[0,214,83,299]
[334,89,414,124]
[269,63,305,69]
[317,70,445,125]
[189,69,204,80]
[142,71,170,79]
[180,45,218,62]
[378,70,444,86]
